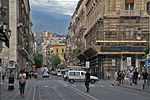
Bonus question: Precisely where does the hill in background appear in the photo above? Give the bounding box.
[31,8,71,34]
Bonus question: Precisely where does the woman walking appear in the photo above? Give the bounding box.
[18,70,26,96]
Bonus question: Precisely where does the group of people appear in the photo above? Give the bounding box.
[112,69,149,89]
[1,70,27,97]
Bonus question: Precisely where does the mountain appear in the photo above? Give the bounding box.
[30,8,71,34]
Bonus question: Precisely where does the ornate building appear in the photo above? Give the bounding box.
[68,0,150,79]
[9,0,34,75]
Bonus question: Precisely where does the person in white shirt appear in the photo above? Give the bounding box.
[129,70,133,85]
[18,70,26,96]
[112,71,118,86]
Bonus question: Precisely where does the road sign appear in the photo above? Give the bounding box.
[127,57,131,66]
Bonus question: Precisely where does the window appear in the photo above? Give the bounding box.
[62,49,64,52]
[69,72,75,76]
[75,72,80,76]
[56,49,58,52]
[81,72,85,76]
[125,0,134,10]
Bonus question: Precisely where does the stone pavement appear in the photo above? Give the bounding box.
[100,80,150,93]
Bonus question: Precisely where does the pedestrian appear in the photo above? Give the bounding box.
[133,68,139,85]
[8,70,15,91]
[2,74,5,82]
[106,72,110,80]
[141,69,148,89]
[121,71,124,84]
[129,70,133,85]
[118,71,121,85]
[85,70,90,92]
[112,71,118,86]
[18,70,26,96]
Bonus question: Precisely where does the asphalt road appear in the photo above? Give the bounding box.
[0,75,150,100]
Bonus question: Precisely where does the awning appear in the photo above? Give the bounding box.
[84,47,97,58]
[101,46,145,52]
[77,54,87,62]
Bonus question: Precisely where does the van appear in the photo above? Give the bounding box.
[64,70,99,84]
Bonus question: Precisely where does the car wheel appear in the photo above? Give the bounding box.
[91,80,95,84]
[69,79,74,84]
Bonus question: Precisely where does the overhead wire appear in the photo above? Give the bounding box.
[31,0,77,8]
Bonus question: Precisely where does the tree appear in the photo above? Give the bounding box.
[33,51,43,68]
[57,64,64,69]
[50,54,61,68]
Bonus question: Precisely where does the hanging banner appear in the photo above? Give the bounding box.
[86,61,90,68]
[112,59,116,66]
[127,57,131,66]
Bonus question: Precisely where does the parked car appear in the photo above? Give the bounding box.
[64,70,99,84]
[42,72,49,78]
[57,71,62,76]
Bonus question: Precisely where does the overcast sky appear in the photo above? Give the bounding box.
[30,0,79,15]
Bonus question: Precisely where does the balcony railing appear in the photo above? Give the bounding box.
[120,10,141,17]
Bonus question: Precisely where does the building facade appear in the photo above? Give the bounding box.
[0,0,11,78]
[9,0,34,76]
[68,0,150,79]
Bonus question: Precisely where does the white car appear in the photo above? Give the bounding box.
[57,72,62,76]
[64,70,99,84]
[42,72,49,78]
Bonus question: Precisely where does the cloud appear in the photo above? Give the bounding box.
[29,0,79,15]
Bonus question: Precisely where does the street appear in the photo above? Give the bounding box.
[0,75,150,100]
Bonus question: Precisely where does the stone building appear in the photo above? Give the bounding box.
[66,0,87,66]
[0,0,11,77]
[68,0,150,79]
[9,0,34,75]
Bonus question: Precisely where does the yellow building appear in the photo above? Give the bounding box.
[53,43,66,63]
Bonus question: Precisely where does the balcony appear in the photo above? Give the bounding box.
[120,10,141,17]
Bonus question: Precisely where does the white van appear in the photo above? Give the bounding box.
[64,70,99,84]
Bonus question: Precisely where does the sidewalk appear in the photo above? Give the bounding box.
[120,80,150,93]
[100,80,150,93]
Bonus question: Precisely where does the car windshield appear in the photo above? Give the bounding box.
[44,72,48,74]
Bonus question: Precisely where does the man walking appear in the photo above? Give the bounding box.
[141,69,148,89]
[85,70,90,92]
[133,69,139,85]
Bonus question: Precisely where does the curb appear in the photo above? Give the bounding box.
[120,85,150,93]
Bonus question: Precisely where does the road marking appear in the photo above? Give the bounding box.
[58,81,98,100]
[33,85,36,100]
[52,87,65,100]
[44,86,49,87]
